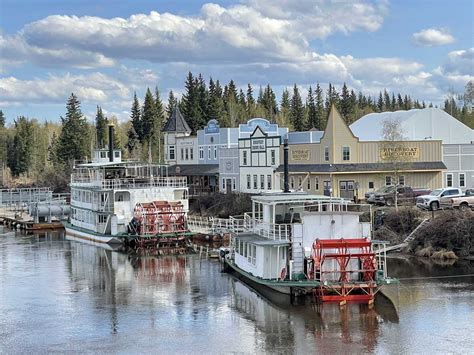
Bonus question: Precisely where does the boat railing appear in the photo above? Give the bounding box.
[98,177,188,189]
[242,213,291,241]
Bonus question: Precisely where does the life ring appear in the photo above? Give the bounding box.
[280,267,286,281]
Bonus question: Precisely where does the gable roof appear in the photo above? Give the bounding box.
[163,107,191,133]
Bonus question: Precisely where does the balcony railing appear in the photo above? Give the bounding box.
[71,177,188,190]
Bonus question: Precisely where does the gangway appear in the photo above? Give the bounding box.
[186,215,246,235]
[375,218,429,254]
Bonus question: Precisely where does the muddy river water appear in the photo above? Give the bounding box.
[1,227,473,353]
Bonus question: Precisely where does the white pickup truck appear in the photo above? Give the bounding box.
[440,189,474,210]
[416,187,463,211]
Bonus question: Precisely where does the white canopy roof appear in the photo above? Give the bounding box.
[350,108,474,144]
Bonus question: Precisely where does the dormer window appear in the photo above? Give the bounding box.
[342,146,350,161]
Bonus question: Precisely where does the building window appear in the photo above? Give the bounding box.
[190,148,194,160]
[315,177,319,190]
[253,175,258,189]
[271,149,276,165]
[398,175,405,186]
[243,151,248,165]
[208,147,211,160]
[247,175,251,189]
[342,146,350,161]
[100,151,106,158]
[199,147,204,160]
[169,146,175,160]
[114,151,120,158]
[324,147,329,161]
[385,176,392,186]
[368,181,374,189]
[298,177,302,189]
[180,148,184,160]
[307,176,311,190]
[459,173,465,187]
[214,146,217,160]
[290,177,295,189]
[222,178,226,190]
[446,173,453,187]
[185,148,189,160]
[260,175,264,189]
[267,175,272,190]
[233,178,236,190]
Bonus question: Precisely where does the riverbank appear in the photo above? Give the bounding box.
[374,206,474,260]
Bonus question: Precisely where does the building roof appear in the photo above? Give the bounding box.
[274,161,447,173]
[163,107,191,133]
[167,164,218,176]
[251,193,345,204]
[350,108,474,144]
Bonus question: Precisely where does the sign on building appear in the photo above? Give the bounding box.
[291,149,310,161]
[251,139,265,151]
[380,146,420,160]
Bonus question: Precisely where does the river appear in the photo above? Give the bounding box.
[1,226,473,354]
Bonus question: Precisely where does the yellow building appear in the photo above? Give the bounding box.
[276,106,445,199]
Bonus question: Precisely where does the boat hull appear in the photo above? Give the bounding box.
[63,223,123,245]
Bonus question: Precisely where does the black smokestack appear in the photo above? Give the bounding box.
[108,124,114,162]
[284,138,290,193]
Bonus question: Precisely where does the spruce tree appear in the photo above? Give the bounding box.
[340,83,352,122]
[141,88,157,142]
[130,92,142,141]
[246,84,255,117]
[166,90,178,120]
[279,89,291,127]
[154,87,165,162]
[383,89,391,111]
[391,93,396,111]
[7,116,34,176]
[377,92,384,112]
[181,72,202,133]
[0,110,5,127]
[397,94,404,110]
[306,86,317,129]
[290,84,305,131]
[208,78,225,123]
[315,83,325,129]
[56,93,91,165]
[95,106,107,148]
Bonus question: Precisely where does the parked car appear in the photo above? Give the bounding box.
[439,189,474,210]
[416,188,463,211]
[373,185,431,206]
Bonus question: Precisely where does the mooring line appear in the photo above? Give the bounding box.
[397,273,474,281]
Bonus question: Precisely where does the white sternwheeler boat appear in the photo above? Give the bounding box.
[64,124,189,245]
[222,141,397,305]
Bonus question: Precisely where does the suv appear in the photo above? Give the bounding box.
[416,188,463,211]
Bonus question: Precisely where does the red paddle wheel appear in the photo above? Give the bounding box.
[310,238,378,305]
[132,200,188,251]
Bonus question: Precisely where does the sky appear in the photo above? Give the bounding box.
[0,0,473,124]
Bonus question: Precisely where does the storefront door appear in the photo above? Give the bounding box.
[339,180,355,199]
[323,181,331,196]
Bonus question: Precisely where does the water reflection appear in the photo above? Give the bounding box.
[0,226,473,353]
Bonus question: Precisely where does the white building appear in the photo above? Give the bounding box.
[350,108,474,190]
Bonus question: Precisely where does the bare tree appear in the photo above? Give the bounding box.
[381,118,411,211]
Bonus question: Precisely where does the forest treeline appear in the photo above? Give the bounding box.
[0,73,472,191]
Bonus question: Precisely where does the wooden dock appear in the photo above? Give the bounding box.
[0,215,64,231]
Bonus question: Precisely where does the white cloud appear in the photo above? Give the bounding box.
[412,28,455,47]
[0,72,129,105]
[432,48,474,90]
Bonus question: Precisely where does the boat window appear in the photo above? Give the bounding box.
[252,245,256,265]
[243,242,247,257]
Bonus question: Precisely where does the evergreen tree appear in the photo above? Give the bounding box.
[238,89,246,106]
[246,84,255,117]
[0,110,5,128]
[181,72,202,133]
[141,88,157,142]
[403,95,410,110]
[166,90,178,120]
[377,92,384,112]
[391,93,396,111]
[397,93,404,110]
[154,87,165,162]
[95,106,107,148]
[306,86,317,129]
[383,89,391,111]
[315,83,325,130]
[340,83,352,123]
[325,83,340,114]
[290,84,305,131]
[56,93,91,165]
[196,74,209,127]
[262,84,278,121]
[7,116,34,176]
[278,88,291,127]
[130,92,142,141]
